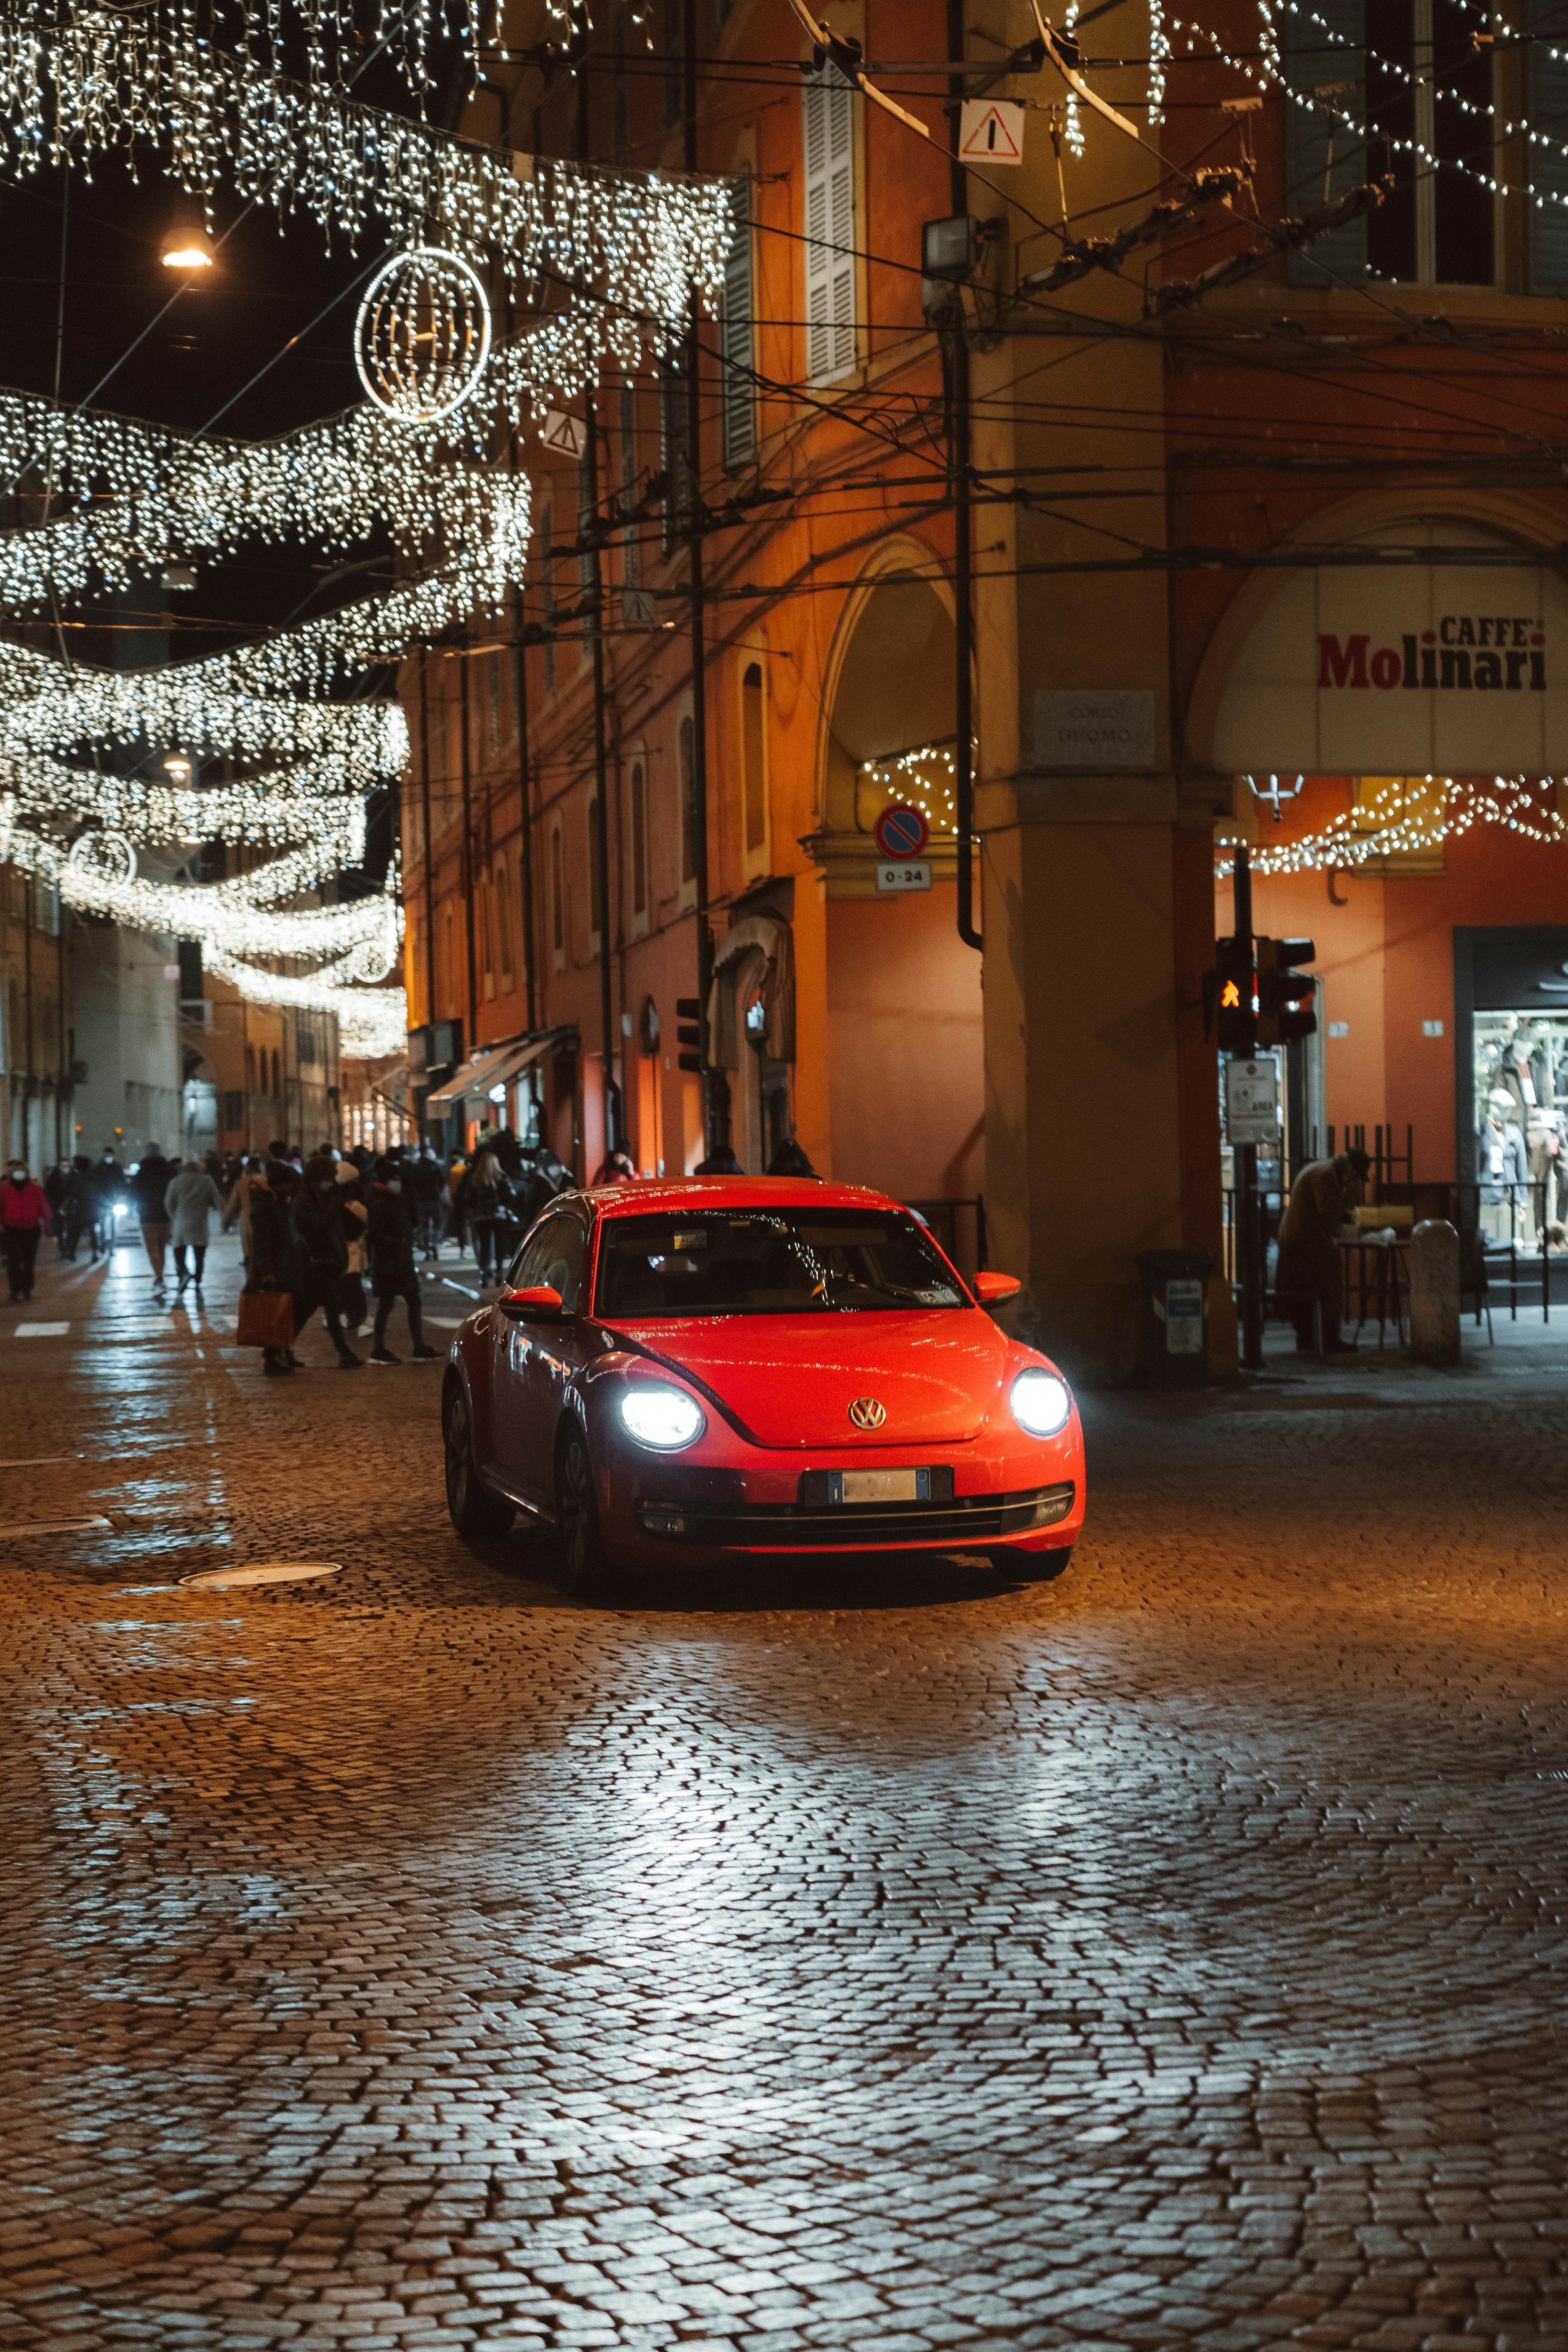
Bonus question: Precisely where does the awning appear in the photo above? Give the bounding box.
[422,1026,578,1109]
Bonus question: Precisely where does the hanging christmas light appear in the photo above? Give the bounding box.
[1218,777,1568,877]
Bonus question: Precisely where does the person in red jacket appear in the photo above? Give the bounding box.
[1,1161,53,1303]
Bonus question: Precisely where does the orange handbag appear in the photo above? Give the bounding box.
[236,1287,295,1348]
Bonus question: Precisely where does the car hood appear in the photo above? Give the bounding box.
[619,1310,1013,1447]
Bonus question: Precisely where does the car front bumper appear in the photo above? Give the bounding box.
[590,1422,1086,1568]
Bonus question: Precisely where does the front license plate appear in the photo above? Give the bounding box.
[841,1469,925,1504]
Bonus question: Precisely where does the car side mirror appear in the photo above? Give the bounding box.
[972,1269,1022,1305]
[498,1284,563,1321]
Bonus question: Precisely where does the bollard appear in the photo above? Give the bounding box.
[1408,1218,1460,1366]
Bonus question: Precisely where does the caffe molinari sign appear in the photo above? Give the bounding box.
[1319,615,1545,694]
[1212,525,1568,774]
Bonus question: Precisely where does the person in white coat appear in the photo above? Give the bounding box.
[165,1160,226,1295]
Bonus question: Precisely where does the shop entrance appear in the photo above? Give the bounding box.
[1455,926,1568,1237]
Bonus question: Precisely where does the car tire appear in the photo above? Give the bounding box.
[443,1384,515,1539]
[993,1546,1072,1583]
[556,1428,618,1596]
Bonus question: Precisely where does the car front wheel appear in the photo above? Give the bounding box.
[556,1429,617,1595]
[443,1385,514,1539]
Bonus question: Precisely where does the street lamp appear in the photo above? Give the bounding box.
[161,208,214,272]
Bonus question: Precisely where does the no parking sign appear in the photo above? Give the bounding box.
[874,803,929,859]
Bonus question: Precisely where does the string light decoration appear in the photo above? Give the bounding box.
[0,15,731,384]
[858,743,982,835]
[2,753,370,855]
[0,641,405,775]
[1217,777,1568,877]
[354,248,493,425]
[204,947,408,1058]
[1174,0,1553,220]
[0,387,531,639]
[2,800,407,1052]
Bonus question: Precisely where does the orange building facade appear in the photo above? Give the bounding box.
[398,0,1568,1377]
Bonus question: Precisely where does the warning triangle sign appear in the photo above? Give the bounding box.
[958,98,1024,162]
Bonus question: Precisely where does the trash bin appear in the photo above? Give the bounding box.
[1135,1249,1215,1390]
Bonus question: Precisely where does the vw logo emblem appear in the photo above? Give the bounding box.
[848,1396,886,1430]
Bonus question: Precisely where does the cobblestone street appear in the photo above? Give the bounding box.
[2,1232,1565,2352]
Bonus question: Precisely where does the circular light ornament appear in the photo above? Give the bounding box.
[1010,1369,1072,1437]
[354,247,493,426]
[343,935,398,984]
[67,828,137,884]
[619,1384,706,1451]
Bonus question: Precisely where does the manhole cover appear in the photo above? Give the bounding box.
[180,1561,343,1592]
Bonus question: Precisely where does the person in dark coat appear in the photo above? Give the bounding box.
[292,1156,365,1369]
[366,1153,440,1365]
[246,1160,307,1377]
[1274,1146,1370,1352]
[130,1146,176,1292]
[61,1156,96,1263]
[410,1142,444,1260]
[767,1136,819,1179]
[694,1142,744,1176]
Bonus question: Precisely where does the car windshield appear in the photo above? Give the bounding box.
[594,1207,969,1318]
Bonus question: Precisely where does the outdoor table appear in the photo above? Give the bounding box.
[1338,1232,1410,1346]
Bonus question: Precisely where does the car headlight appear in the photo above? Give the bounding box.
[1010,1369,1071,1437]
[619,1383,706,1451]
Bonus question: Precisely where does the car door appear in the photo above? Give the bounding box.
[492,1211,591,1504]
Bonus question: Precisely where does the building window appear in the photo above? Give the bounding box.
[488,649,502,750]
[271,1047,281,1098]
[588,788,605,947]
[630,757,648,930]
[679,714,699,889]
[551,820,565,970]
[741,660,767,862]
[482,867,496,1001]
[663,0,682,127]
[245,1044,256,1091]
[802,67,856,384]
[1285,0,1495,288]
[720,175,757,470]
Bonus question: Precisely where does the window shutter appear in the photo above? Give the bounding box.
[1283,0,1369,285]
[803,70,856,384]
[720,176,757,469]
[1530,0,1568,291]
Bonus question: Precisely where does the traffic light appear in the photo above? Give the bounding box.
[1256,936,1317,1045]
[1205,933,1256,1054]
[675,994,703,1075]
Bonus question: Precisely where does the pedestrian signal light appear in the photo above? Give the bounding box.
[1205,934,1256,1054]
[1256,936,1318,1045]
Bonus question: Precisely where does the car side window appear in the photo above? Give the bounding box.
[513,1215,586,1310]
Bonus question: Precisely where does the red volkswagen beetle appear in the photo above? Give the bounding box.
[441,1178,1084,1590]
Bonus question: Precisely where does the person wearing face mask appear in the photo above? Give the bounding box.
[366,1152,440,1364]
[1,1161,54,1303]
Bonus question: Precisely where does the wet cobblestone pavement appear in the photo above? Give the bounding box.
[2,1234,1566,2350]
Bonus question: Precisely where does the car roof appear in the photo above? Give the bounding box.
[583,1177,909,1219]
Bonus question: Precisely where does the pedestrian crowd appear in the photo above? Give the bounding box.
[2,1123,820,1333]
